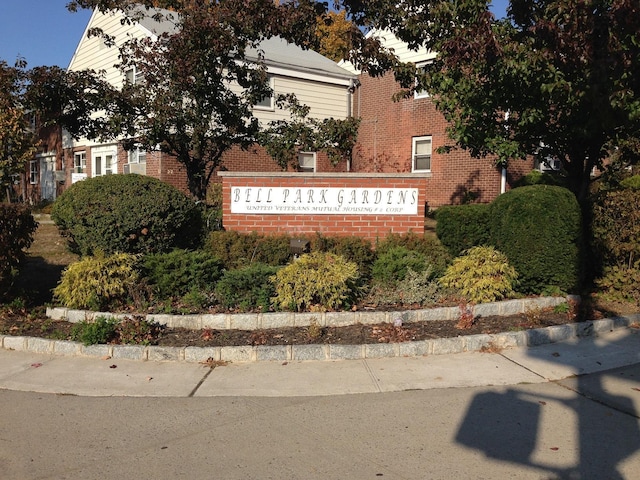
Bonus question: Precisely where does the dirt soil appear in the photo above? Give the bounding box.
[0,301,635,349]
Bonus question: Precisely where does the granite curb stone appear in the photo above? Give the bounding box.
[1,315,638,363]
[5,304,636,364]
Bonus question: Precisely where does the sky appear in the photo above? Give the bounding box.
[0,0,509,69]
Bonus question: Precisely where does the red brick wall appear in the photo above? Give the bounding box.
[220,173,427,241]
[352,71,533,208]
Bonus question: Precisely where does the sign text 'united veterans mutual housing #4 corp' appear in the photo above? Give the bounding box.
[230,187,420,215]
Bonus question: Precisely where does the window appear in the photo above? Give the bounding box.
[29,161,38,184]
[298,152,316,172]
[128,147,147,164]
[412,136,432,172]
[92,146,117,176]
[125,67,143,85]
[74,152,86,173]
[254,75,274,110]
[414,60,433,99]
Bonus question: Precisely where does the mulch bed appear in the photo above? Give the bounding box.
[0,307,583,348]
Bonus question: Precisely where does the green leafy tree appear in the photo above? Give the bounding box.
[337,0,640,202]
[60,0,333,200]
[0,60,38,198]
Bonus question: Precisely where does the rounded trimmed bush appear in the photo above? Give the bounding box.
[51,174,203,256]
[272,252,360,312]
[435,204,491,257]
[489,185,582,294]
[439,246,518,303]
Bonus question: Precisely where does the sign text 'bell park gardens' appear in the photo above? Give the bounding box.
[230,187,419,215]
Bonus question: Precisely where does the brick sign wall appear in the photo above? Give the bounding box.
[219,172,427,241]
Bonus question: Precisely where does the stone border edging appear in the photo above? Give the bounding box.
[1,298,638,364]
[1,315,637,363]
[46,296,576,330]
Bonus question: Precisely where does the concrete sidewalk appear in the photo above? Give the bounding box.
[0,327,638,398]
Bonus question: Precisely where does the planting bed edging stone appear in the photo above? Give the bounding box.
[46,296,577,330]
[1,315,638,363]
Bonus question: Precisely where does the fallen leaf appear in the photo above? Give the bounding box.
[550,447,559,451]
[632,387,640,392]
[30,363,43,368]
[539,401,547,405]
[551,352,560,357]
[101,355,112,360]
[146,377,153,382]
[109,364,117,369]
[282,361,288,366]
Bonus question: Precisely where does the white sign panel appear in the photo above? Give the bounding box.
[71,173,87,184]
[231,187,419,215]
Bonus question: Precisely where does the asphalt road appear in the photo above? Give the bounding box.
[2,366,639,480]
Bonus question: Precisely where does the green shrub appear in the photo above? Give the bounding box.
[514,169,566,188]
[0,204,38,298]
[141,249,223,299]
[309,233,375,278]
[51,174,203,256]
[489,185,582,294]
[367,267,443,307]
[207,231,291,269]
[435,204,491,257]
[53,253,140,311]
[371,246,429,285]
[439,246,518,303]
[619,175,640,190]
[272,252,360,312]
[71,316,118,346]
[376,232,451,277]
[215,263,280,312]
[590,188,640,272]
[595,264,640,305]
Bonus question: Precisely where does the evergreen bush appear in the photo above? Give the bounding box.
[141,249,224,300]
[489,185,582,294]
[207,231,291,269]
[54,252,140,311]
[435,204,491,257]
[0,204,38,298]
[371,246,429,285]
[590,188,640,272]
[376,232,451,277]
[215,263,280,312]
[51,174,204,256]
[439,246,518,303]
[309,233,375,278]
[272,252,360,312]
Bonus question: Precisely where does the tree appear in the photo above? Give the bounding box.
[316,10,356,62]
[61,0,333,200]
[337,0,640,202]
[0,60,38,201]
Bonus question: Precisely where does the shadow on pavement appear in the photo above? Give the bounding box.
[456,331,640,479]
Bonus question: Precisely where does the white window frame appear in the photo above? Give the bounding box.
[128,146,147,164]
[91,145,118,177]
[29,160,38,184]
[414,60,432,99]
[73,151,86,173]
[254,75,275,111]
[297,151,316,173]
[412,136,432,172]
[124,66,143,85]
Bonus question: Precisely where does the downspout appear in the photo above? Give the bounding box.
[501,166,507,194]
[347,78,361,172]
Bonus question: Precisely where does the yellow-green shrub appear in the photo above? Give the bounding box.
[271,252,360,312]
[54,253,140,311]
[439,246,518,303]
